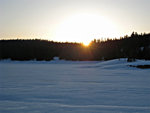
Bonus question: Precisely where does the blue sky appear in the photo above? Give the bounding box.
[0,0,150,42]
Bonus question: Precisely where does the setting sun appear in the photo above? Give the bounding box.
[53,13,119,43]
[82,40,91,47]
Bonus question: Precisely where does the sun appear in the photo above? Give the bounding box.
[82,40,91,47]
[53,13,119,43]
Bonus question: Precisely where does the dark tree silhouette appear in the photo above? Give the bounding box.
[0,32,150,61]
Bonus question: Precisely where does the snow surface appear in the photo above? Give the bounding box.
[0,59,150,113]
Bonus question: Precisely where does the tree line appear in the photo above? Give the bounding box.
[0,32,150,61]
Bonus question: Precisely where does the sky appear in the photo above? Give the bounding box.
[0,0,150,43]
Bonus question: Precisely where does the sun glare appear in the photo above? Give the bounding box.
[53,13,119,43]
[82,40,91,47]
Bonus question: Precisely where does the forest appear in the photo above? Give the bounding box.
[0,32,150,61]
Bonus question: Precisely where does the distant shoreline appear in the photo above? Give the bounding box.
[0,32,150,61]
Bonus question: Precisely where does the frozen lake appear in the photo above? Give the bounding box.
[0,59,150,113]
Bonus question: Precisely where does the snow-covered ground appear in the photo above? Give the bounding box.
[0,59,150,113]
